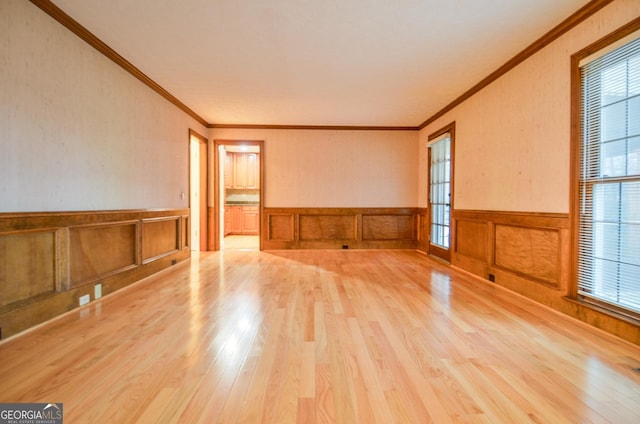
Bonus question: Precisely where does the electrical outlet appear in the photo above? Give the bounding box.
[488,273,496,282]
[79,294,90,306]
[94,283,102,299]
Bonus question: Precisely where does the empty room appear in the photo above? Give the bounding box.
[1,0,640,422]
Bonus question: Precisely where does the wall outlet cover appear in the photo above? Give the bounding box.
[79,294,90,306]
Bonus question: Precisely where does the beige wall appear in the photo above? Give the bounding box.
[0,0,207,212]
[210,128,418,208]
[418,0,640,213]
[7,0,637,215]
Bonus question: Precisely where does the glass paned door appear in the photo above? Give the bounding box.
[429,135,451,261]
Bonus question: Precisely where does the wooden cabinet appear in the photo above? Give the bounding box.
[232,206,243,234]
[224,153,234,189]
[244,153,259,189]
[241,206,259,234]
[224,206,234,236]
[225,152,260,189]
[224,205,259,235]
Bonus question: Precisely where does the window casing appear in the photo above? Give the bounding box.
[576,33,640,319]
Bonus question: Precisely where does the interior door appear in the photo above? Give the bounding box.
[198,138,207,251]
[189,131,208,251]
[428,130,453,262]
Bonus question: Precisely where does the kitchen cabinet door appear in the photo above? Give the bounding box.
[224,152,234,189]
[224,206,232,236]
[245,153,259,189]
[241,206,259,234]
[228,152,260,189]
[233,153,247,189]
[231,206,243,233]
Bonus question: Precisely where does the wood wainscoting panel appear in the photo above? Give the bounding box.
[455,219,489,261]
[452,209,569,296]
[0,209,189,339]
[69,222,137,288]
[299,215,355,241]
[182,214,189,251]
[267,213,295,241]
[142,217,180,263]
[494,224,560,289]
[416,208,429,253]
[362,214,414,240]
[262,208,419,250]
[0,230,56,307]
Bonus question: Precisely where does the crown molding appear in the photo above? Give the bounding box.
[418,0,616,130]
[30,0,615,132]
[29,0,209,128]
[209,123,418,131]
[28,0,417,132]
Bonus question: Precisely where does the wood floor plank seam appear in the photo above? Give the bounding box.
[1,249,639,423]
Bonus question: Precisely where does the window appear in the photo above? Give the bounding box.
[429,134,451,250]
[427,122,455,263]
[576,31,640,318]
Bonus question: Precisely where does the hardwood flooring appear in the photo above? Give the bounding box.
[223,235,259,251]
[1,249,639,423]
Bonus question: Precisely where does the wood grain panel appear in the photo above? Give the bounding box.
[416,208,429,253]
[494,224,560,288]
[299,215,355,241]
[262,208,420,249]
[267,214,294,241]
[455,219,488,261]
[452,210,568,293]
[69,222,137,287]
[0,209,189,338]
[181,215,189,250]
[142,217,179,263]
[0,230,56,307]
[362,214,414,240]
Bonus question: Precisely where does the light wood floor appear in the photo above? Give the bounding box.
[1,250,639,423]
[223,235,260,251]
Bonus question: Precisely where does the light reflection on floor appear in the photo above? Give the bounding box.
[223,235,259,251]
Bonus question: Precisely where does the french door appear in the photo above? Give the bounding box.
[428,126,454,262]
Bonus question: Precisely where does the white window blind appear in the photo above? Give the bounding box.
[578,35,640,317]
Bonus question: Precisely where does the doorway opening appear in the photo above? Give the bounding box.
[213,139,264,251]
[427,123,455,263]
[189,130,208,252]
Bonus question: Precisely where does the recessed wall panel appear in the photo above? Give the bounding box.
[142,218,179,262]
[70,222,137,287]
[362,215,414,240]
[455,219,488,260]
[299,215,354,241]
[268,214,295,241]
[495,224,559,287]
[0,231,56,307]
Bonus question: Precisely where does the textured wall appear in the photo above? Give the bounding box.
[0,0,207,212]
[418,0,640,213]
[210,128,418,208]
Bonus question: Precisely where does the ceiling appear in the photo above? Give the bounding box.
[50,0,592,127]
